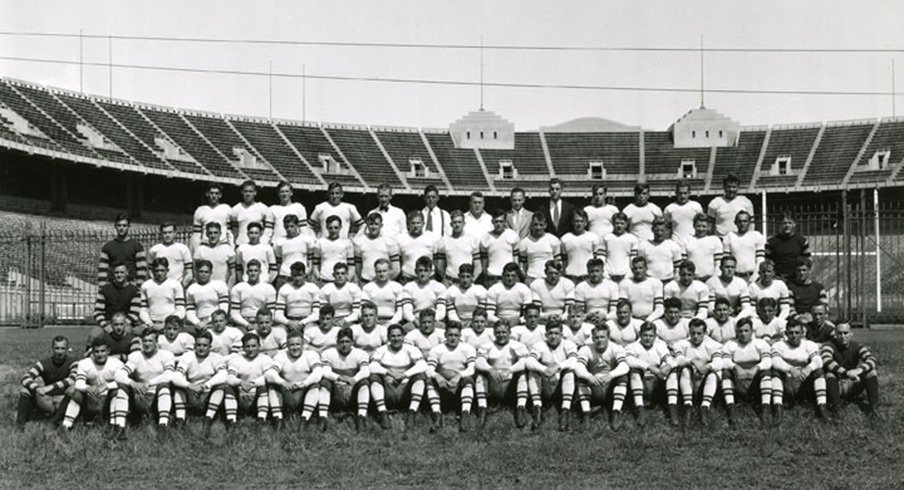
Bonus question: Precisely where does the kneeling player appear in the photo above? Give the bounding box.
[320,328,371,431]
[16,336,77,427]
[425,322,477,432]
[574,324,630,430]
[61,339,123,431]
[720,318,773,426]
[524,318,578,431]
[671,319,723,427]
[474,322,530,428]
[113,330,177,434]
[224,333,273,425]
[171,330,228,429]
[369,324,429,430]
[266,331,323,428]
[770,319,829,423]
[820,322,881,420]
[625,322,678,425]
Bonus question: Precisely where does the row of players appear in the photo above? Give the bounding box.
[99,175,810,291]
[18,303,879,435]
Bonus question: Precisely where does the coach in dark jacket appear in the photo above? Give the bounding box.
[535,178,576,238]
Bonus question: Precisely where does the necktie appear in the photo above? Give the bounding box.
[552,201,560,229]
[426,209,434,232]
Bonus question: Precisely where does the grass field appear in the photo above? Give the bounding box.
[1,327,903,489]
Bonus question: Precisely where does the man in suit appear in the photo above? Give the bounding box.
[421,184,452,237]
[536,178,576,238]
[505,187,533,239]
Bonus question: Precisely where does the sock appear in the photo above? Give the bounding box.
[112,391,129,427]
[62,399,81,428]
[460,383,474,413]
[771,376,784,406]
[371,382,386,412]
[813,376,827,406]
[528,374,542,409]
[356,384,370,417]
[157,387,172,425]
[173,390,187,420]
[611,379,627,412]
[224,392,238,422]
[302,388,319,420]
[629,372,645,407]
[701,373,717,408]
[865,375,880,408]
[722,377,735,405]
[408,379,425,412]
[577,384,591,413]
[760,375,772,406]
[256,390,269,420]
[825,376,841,408]
[475,376,488,409]
[426,383,441,414]
[16,393,32,426]
[666,372,679,406]
[515,376,528,408]
[560,372,575,411]
[318,386,331,418]
[206,389,224,419]
[679,369,693,406]
[268,388,283,420]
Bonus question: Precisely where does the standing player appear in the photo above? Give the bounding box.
[139,258,186,333]
[354,213,401,283]
[437,210,481,284]
[320,263,363,326]
[171,331,228,428]
[524,318,578,431]
[112,330,177,431]
[230,180,273,246]
[600,212,638,282]
[573,258,620,321]
[309,182,364,238]
[766,212,811,281]
[369,184,407,238]
[584,184,619,240]
[396,211,440,283]
[787,258,828,318]
[663,182,704,244]
[236,222,278,283]
[224,333,272,425]
[637,217,685,282]
[193,222,236,286]
[722,211,765,282]
[269,181,309,243]
[748,260,792,321]
[720,318,773,425]
[229,260,277,331]
[319,328,371,431]
[707,174,754,237]
[91,262,141,344]
[274,262,321,331]
[361,258,408,327]
[191,183,232,249]
[444,264,488,326]
[60,339,124,431]
[480,209,520,286]
[505,187,533,239]
[820,322,880,419]
[369,324,429,429]
[98,214,147,286]
[486,263,533,325]
[530,260,575,322]
[421,184,452,237]
[618,256,664,322]
[16,336,77,427]
[98,313,141,362]
[474,322,530,428]
[425,323,478,432]
[770,319,829,422]
[626,322,679,426]
[185,260,229,332]
[517,214,562,283]
[623,183,662,241]
[682,214,723,282]
[273,215,316,290]
[148,222,193,287]
[559,208,601,282]
[671,318,724,427]
[463,191,494,239]
[663,261,709,319]
[706,255,753,319]
[266,331,323,428]
[574,324,630,430]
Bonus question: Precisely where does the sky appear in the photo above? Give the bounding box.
[1,0,903,131]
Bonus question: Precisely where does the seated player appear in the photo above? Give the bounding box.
[706,297,737,343]
[273,214,315,290]
[97,312,141,362]
[637,217,684,282]
[274,261,321,332]
[113,330,177,433]
[396,210,440,283]
[748,260,791,320]
[185,259,230,332]
[682,213,723,282]
[626,322,678,426]
[229,259,277,331]
[510,303,546,349]
[303,305,339,354]
[653,298,690,347]
[171,330,228,430]
[350,302,387,354]
[354,212,401,284]
[224,333,273,425]
[722,211,765,282]
[480,209,520,287]
[752,298,785,344]
[573,258,619,321]
[139,258,186,333]
[530,260,575,322]
[405,309,445,358]
[361,258,408,328]
[486,262,532,325]
[403,256,447,326]
[249,307,286,357]
[266,331,323,429]
[720,318,773,426]
[517,214,562,283]
[208,309,243,357]
[319,328,371,431]
[770,319,829,423]
[806,303,836,343]
[320,262,363,327]
[444,264,488,326]
[663,261,709,320]
[91,262,141,345]
[671,319,723,427]
[562,305,594,348]
[605,299,643,347]
[313,215,355,285]
[601,212,638,283]
[16,336,77,427]
[559,208,601,283]
[618,256,664,323]
[425,323,478,432]
[60,339,124,432]
[369,324,429,430]
[461,308,494,351]
[574,323,630,430]
[706,255,753,320]
[820,322,880,420]
[157,315,196,356]
[235,222,278,284]
[524,318,578,431]
[193,222,236,286]
[474,322,530,428]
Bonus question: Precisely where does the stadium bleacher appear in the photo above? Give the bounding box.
[372,129,447,190]
[849,120,904,185]
[803,122,874,186]
[713,130,766,188]
[422,132,491,191]
[756,126,821,189]
[480,132,549,178]
[228,118,320,186]
[182,113,282,183]
[275,123,363,188]
[324,126,403,187]
[643,131,712,176]
[544,131,641,177]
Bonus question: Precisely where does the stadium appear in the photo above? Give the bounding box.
[2,1,904,488]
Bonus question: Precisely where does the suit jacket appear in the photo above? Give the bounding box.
[536,199,576,238]
[505,208,534,239]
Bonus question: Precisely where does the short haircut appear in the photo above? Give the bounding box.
[374,258,391,269]
[287,330,304,342]
[205,222,222,231]
[90,337,110,350]
[758,259,775,274]
[325,215,342,227]
[415,256,434,270]
[549,178,563,187]
[510,187,525,197]
[531,213,547,224]
[797,257,813,268]
[164,315,183,327]
[591,184,607,194]
[113,213,130,224]
[242,332,261,346]
[387,323,405,337]
[639,321,656,335]
[675,182,690,192]
[586,258,604,270]
[663,297,682,310]
[365,212,383,224]
[458,263,474,275]
[721,255,737,266]
[713,297,731,309]
[470,191,484,200]
[240,180,257,190]
[757,297,778,310]
[337,327,354,341]
[633,183,650,195]
[246,259,262,270]
[523,303,541,315]
[51,335,69,345]
[283,214,299,226]
[207,183,223,192]
[445,321,462,333]
[277,180,293,192]
[290,261,306,275]
[377,183,392,193]
[544,260,563,272]
[328,182,343,192]
[688,318,706,332]
[449,209,464,220]
[592,323,610,334]
[152,257,169,269]
[406,210,424,222]
[736,317,753,330]
[247,221,263,232]
[502,262,521,275]
[573,208,588,221]
[472,307,487,319]
[195,330,213,343]
[491,208,507,219]
[360,301,377,313]
[631,256,647,266]
[418,308,435,321]
[195,259,213,271]
[616,298,632,310]
[678,260,696,274]
[613,212,628,222]
[110,261,128,271]
[652,216,667,227]
[423,184,439,196]
[545,316,563,332]
[723,174,740,186]
[159,221,176,231]
[211,309,228,320]
[693,213,709,225]
[320,304,336,318]
[256,307,273,319]
[333,262,348,274]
